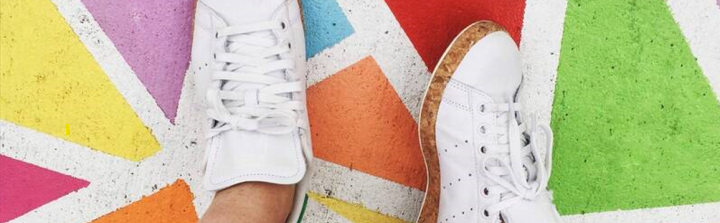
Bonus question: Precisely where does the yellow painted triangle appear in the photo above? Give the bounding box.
[0,0,159,161]
[308,192,410,223]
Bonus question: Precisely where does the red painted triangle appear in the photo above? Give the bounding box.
[0,155,89,222]
[385,0,526,71]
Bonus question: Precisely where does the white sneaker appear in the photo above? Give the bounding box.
[190,0,312,222]
[418,21,562,223]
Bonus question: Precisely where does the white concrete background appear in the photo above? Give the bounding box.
[1,0,719,222]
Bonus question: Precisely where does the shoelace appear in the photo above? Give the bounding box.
[206,20,305,138]
[477,96,554,216]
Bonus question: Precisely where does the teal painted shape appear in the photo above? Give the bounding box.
[301,0,354,58]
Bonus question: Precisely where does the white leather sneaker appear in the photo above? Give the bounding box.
[190,0,312,222]
[418,21,562,223]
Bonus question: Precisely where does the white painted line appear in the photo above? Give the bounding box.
[0,121,135,185]
[556,1,720,221]
[318,0,431,120]
[521,1,720,222]
[1,95,210,223]
[302,1,427,221]
[306,33,369,87]
[8,0,716,222]
[340,0,432,120]
[1,51,212,223]
[562,202,720,223]
[309,159,425,222]
[48,0,216,220]
[518,0,569,126]
[667,0,720,104]
[302,196,355,223]
[50,0,173,145]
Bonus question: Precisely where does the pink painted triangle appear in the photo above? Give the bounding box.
[81,0,196,123]
[0,155,90,222]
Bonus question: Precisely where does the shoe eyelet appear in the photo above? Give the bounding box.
[480,145,487,154]
[288,42,292,49]
[213,53,217,59]
[478,104,486,113]
[479,184,490,199]
[215,31,219,38]
[280,22,287,29]
[478,125,487,134]
[482,209,491,218]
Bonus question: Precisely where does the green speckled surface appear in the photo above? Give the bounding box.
[550,0,720,215]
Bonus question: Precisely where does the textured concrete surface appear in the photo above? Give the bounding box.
[385,0,526,69]
[308,56,426,190]
[81,0,196,122]
[90,180,198,223]
[0,0,719,222]
[550,0,720,215]
[0,155,89,222]
[308,192,409,223]
[301,0,355,58]
[0,0,160,161]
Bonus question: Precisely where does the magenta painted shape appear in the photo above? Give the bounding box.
[82,0,196,122]
[0,155,89,222]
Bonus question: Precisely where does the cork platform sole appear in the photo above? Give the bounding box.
[417,21,506,223]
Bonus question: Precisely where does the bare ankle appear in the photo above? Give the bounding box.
[200,182,296,223]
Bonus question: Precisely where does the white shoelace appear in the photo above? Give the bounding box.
[477,97,554,216]
[206,20,305,138]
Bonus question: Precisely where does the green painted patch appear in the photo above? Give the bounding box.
[550,0,720,215]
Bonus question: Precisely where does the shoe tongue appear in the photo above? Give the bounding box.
[203,0,285,25]
[501,195,562,223]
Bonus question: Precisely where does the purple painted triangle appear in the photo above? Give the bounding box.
[0,155,90,222]
[82,0,196,123]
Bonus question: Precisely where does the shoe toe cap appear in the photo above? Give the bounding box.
[452,31,522,102]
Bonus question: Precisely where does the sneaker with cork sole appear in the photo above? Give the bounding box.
[190,0,312,222]
[417,21,562,223]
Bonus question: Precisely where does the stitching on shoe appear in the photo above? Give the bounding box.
[448,79,469,93]
[206,131,304,187]
[442,99,470,111]
[442,80,471,111]
[469,90,485,221]
[204,3,305,188]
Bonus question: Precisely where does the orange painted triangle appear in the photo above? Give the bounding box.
[91,180,198,223]
[307,56,426,190]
